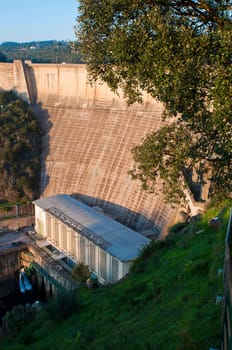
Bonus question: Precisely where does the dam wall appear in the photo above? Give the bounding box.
[0,60,30,102]
[0,61,178,235]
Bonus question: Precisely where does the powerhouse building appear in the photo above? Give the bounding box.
[33,194,150,284]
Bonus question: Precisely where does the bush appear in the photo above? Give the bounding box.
[2,304,34,337]
[169,222,189,234]
[19,327,36,346]
[130,237,176,274]
[46,290,80,320]
[0,90,42,201]
[72,262,91,282]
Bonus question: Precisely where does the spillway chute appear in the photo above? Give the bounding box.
[19,268,33,293]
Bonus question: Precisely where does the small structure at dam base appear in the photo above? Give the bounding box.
[33,194,150,284]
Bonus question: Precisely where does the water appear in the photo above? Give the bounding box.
[0,274,47,326]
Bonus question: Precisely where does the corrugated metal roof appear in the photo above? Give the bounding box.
[33,194,150,261]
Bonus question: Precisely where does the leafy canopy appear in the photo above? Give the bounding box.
[72,262,91,282]
[76,1,232,203]
[0,90,42,201]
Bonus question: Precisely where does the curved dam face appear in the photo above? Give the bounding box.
[0,60,177,236]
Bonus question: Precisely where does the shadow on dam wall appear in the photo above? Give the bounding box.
[72,193,162,236]
[32,103,52,195]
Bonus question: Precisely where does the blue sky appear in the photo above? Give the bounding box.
[0,0,78,43]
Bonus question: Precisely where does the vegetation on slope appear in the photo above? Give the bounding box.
[0,90,42,201]
[1,200,231,350]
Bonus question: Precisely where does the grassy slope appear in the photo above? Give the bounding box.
[1,200,231,350]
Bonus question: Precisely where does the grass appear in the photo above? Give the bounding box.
[0,200,27,220]
[1,199,231,350]
[0,200,26,208]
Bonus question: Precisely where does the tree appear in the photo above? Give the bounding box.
[76,0,232,203]
[0,91,42,201]
[72,262,91,282]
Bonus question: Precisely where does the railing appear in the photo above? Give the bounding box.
[222,208,232,350]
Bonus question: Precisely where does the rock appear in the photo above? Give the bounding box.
[188,213,202,223]
[31,300,44,312]
[25,303,32,312]
[86,274,98,289]
[208,217,221,231]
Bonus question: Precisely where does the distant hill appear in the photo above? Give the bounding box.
[0,40,83,64]
[0,40,57,47]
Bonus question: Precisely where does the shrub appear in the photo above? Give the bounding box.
[0,90,42,201]
[2,304,34,337]
[169,222,189,234]
[19,327,36,346]
[46,290,80,320]
[72,262,91,282]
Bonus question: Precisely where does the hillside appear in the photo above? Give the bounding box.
[1,200,231,350]
[0,90,42,201]
[0,41,83,63]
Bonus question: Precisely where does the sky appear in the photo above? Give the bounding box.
[0,0,78,43]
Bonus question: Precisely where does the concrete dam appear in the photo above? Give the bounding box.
[0,60,178,236]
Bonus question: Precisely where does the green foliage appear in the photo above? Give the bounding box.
[169,222,189,234]
[129,122,195,203]
[2,304,34,337]
[45,290,80,320]
[76,0,232,203]
[130,236,176,274]
[72,262,91,282]
[0,90,42,201]
[18,326,36,346]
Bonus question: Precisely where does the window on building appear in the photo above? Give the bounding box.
[79,236,86,263]
[70,229,78,257]
[89,242,97,273]
[111,257,119,283]
[37,218,44,236]
[99,248,107,281]
[46,213,52,239]
[53,219,59,246]
[62,224,68,251]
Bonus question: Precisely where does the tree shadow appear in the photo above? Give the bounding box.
[22,62,52,196]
